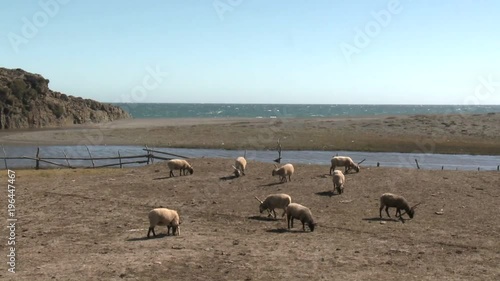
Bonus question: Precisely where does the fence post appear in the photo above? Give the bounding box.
[441,166,444,170]
[414,159,420,170]
[118,150,123,168]
[274,139,282,163]
[497,165,499,171]
[63,150,71,168]
[35,147,40,170]
[377,162,380,167]
[1,145,8,170]
[145,145,151,165]
[85,145,95,168]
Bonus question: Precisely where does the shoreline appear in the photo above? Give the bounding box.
[0,113,499,155]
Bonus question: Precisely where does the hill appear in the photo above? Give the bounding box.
[0,67,130,129]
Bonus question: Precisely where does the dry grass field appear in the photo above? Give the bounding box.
[2,158,499,280]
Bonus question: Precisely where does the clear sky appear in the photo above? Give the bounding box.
[1,0,499,104]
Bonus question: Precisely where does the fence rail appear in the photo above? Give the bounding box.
[0,145,189,170]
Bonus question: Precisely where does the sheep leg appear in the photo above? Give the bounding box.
[272,209,277,219]
[281,209,286,218]
[379,205,384,218]
[266,211,272,218]
[395,208,401,218]
[169,170,174,177]
[179,169,183,176]
[288,175,292,182]
[147,227,156,238]
[385,206,391,218]
[287,216,292,229]
[167,226,171,236]
[302,221,306,231]
[329,166,334,175]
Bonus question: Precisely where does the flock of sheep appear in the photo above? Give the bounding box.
[147,156,419,237]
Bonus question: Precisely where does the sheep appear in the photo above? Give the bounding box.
[232,156,247,177]
[285,203,316,232]
[167,159,194,177]
[272,163,294,182]
[379,193,421,221]
[332,170,345,194]
[147,208,181,238]
[254,193,292,219]
[330,156,360,174]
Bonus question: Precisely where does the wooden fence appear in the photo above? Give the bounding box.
[0,145,189,170]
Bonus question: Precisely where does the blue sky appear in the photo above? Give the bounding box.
[1,0,499,104]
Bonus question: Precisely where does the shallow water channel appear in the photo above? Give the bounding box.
[1,145,499,171]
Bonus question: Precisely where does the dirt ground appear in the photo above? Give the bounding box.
[2,158,499,280]
[0,113,499,155]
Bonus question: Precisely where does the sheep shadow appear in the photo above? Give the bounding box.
[258,182,284,187]
[266,228,309,234]
[247,215,282,222]
[362,217,400,222]
[219,175,239,181]
[127,233,170,241]
[153,176,173,181]
[315,191,340,197]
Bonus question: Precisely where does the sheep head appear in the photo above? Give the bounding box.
[254,196,265,213]
[399,202,422,221]
[272,164,279,176]
[187,167,194,175]
[232,165,242,177]
[408,202,422,219]
[354,165,360,173]
[308,222,317,232]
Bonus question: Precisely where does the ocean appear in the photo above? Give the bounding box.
[112,103,500,119]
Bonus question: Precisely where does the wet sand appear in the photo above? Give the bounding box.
[0,113,498,155]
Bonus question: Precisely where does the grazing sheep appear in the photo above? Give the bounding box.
[286,203,316,232]
[330,156,360,174]
[254,193,292,219]
[167,159,194,177]
[147,208,181,238]
[379,193,419,220]
[332,170,345,194]
[232,156,247,177]
[272,163,294,182]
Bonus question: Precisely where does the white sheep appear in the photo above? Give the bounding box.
[272,163,294,182]
[379,193,420,221]
[285,203,316,232]
[254,193,292,219]
[167,159,194,177]
[332,170,345,194]
[330,156,359,174]
[147,208,181,238]
[232,156,247,177]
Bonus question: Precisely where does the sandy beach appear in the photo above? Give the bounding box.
[0,112,499,155]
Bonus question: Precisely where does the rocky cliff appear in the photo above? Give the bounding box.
[0,67,131,129]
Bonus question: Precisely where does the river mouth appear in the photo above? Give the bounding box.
[1,145,499,171]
